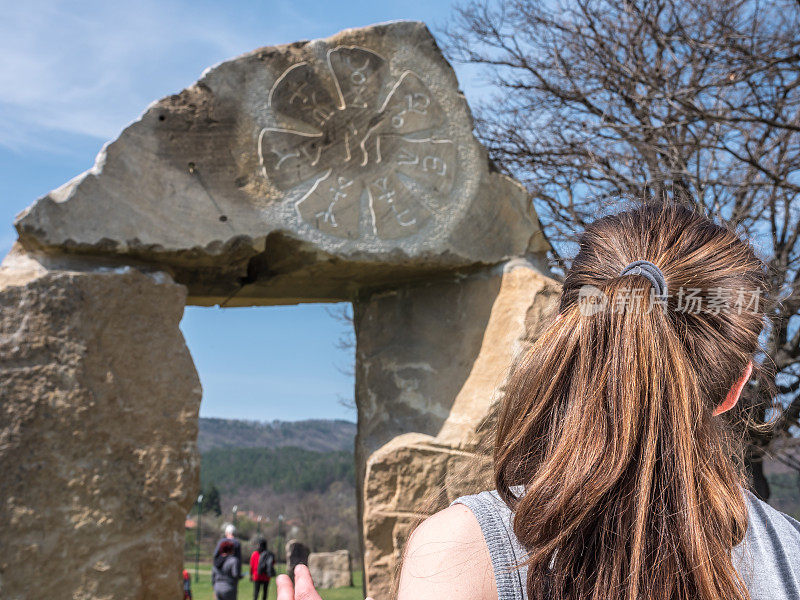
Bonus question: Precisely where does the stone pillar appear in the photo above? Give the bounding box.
[354,259,559,598]
[0,249,201,600]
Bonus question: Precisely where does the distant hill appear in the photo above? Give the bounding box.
[198,417,356,453]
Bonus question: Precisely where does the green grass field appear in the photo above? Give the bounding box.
[185,563,363,600]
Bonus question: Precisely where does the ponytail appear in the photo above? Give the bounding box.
[495,203,768,600]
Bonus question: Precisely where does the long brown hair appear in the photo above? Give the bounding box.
[495,203,770,600]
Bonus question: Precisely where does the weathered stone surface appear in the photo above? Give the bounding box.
[0,248,201,600]
[357,260,559,598]
[286,539,310,582]
[308,550,353,589]
[362,434,494,596]
[14,21,546,306]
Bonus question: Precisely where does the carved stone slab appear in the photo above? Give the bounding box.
[259,46,457,241]
[13,22,547,305]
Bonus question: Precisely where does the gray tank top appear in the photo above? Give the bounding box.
[453,489,800,600]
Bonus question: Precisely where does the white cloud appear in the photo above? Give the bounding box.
[0,0,272,150]
[0,1,470,154]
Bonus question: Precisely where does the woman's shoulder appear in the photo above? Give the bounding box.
[396,502,498,600]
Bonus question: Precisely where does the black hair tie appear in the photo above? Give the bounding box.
[619,260,667,296]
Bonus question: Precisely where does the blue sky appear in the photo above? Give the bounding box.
[0,0,481,422]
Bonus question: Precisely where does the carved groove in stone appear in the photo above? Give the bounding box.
[258,46,459,240]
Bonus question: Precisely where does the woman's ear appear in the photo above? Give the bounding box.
[714,361,753,416]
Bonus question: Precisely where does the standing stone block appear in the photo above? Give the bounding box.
[286,539,311,582]
[308,550,353,589]
[357,260,559,598]
[0,249,201,600]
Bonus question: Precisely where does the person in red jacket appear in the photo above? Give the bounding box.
[182,568,192,599]
[249,538,275,600]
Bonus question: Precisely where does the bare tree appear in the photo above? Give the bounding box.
[296,493,327,552]
[325,304,357,412]
[443,0,800,497]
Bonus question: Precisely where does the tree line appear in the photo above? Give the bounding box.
[200,446,355,495]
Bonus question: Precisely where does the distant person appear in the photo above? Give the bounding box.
[213,524,242,567]
[212,540,240,600]
[181,568,192,600]
[249,538,276,600]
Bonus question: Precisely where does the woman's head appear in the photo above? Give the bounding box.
[560,203,766,410]
[258,538,267,553]
[495,203,769,600]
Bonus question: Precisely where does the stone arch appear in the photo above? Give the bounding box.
[0,21,556,599]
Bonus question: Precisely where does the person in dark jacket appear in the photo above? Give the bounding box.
[212,540,240,600]
[249,538,275,600]
[213,524,242,565]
